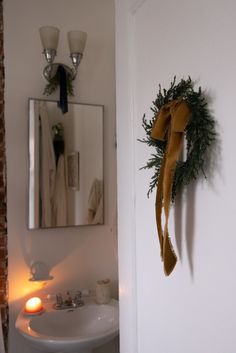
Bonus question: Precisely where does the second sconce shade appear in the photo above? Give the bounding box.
[67,30,87,54]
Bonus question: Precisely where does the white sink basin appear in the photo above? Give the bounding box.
[15,298,119,353]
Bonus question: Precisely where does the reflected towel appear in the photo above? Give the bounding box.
[87,179,103,224]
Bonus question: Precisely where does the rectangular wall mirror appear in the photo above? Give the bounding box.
[28,99,104,229]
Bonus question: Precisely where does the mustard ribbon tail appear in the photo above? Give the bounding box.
[151,99,192,275]
[163,235,177,276]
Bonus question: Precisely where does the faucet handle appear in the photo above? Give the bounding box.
[55,293,63,308]
[75,290,82,297]
[65,291,73,305]
[74,290,84,307]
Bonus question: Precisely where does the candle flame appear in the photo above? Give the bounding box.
[25,297,43,313]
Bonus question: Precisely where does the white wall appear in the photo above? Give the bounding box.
[116,0,236,353]
[4,1,117,353]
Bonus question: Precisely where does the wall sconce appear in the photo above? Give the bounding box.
[39,26,87,82]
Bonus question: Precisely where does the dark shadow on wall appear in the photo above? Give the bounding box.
[183,124,221,277]
[174,182,196,279]
[174,192,183,262]
[175,90,220,279]
[185,118,221,277]
[185,182,196,279]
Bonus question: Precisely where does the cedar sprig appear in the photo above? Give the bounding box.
[44,72,74,96]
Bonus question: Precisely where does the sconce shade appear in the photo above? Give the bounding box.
[39,26,60,50]
[67,30,87,54]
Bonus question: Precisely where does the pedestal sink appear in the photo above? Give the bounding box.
[15,297,119,353]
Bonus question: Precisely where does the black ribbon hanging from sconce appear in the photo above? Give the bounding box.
[57,65,68,114]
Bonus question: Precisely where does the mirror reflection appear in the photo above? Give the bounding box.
[29,99,104,229]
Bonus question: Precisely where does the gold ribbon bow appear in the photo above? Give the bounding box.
[151,99,191,275]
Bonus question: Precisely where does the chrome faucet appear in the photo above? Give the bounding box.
[53,291,84,310]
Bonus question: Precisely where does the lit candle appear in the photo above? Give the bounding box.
[25,297,43,314]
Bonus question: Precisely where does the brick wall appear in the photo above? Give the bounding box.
[0,0,8,351]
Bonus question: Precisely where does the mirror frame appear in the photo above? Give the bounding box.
[28,98,104,229]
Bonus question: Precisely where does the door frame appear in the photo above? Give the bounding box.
[115,1,148,352]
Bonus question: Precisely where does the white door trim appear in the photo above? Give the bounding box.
[115,1,148,352]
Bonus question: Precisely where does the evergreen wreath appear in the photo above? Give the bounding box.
[140,76,216,200]
[44,72,74,96]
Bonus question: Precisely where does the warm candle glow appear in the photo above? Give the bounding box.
[25,297,43,313]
